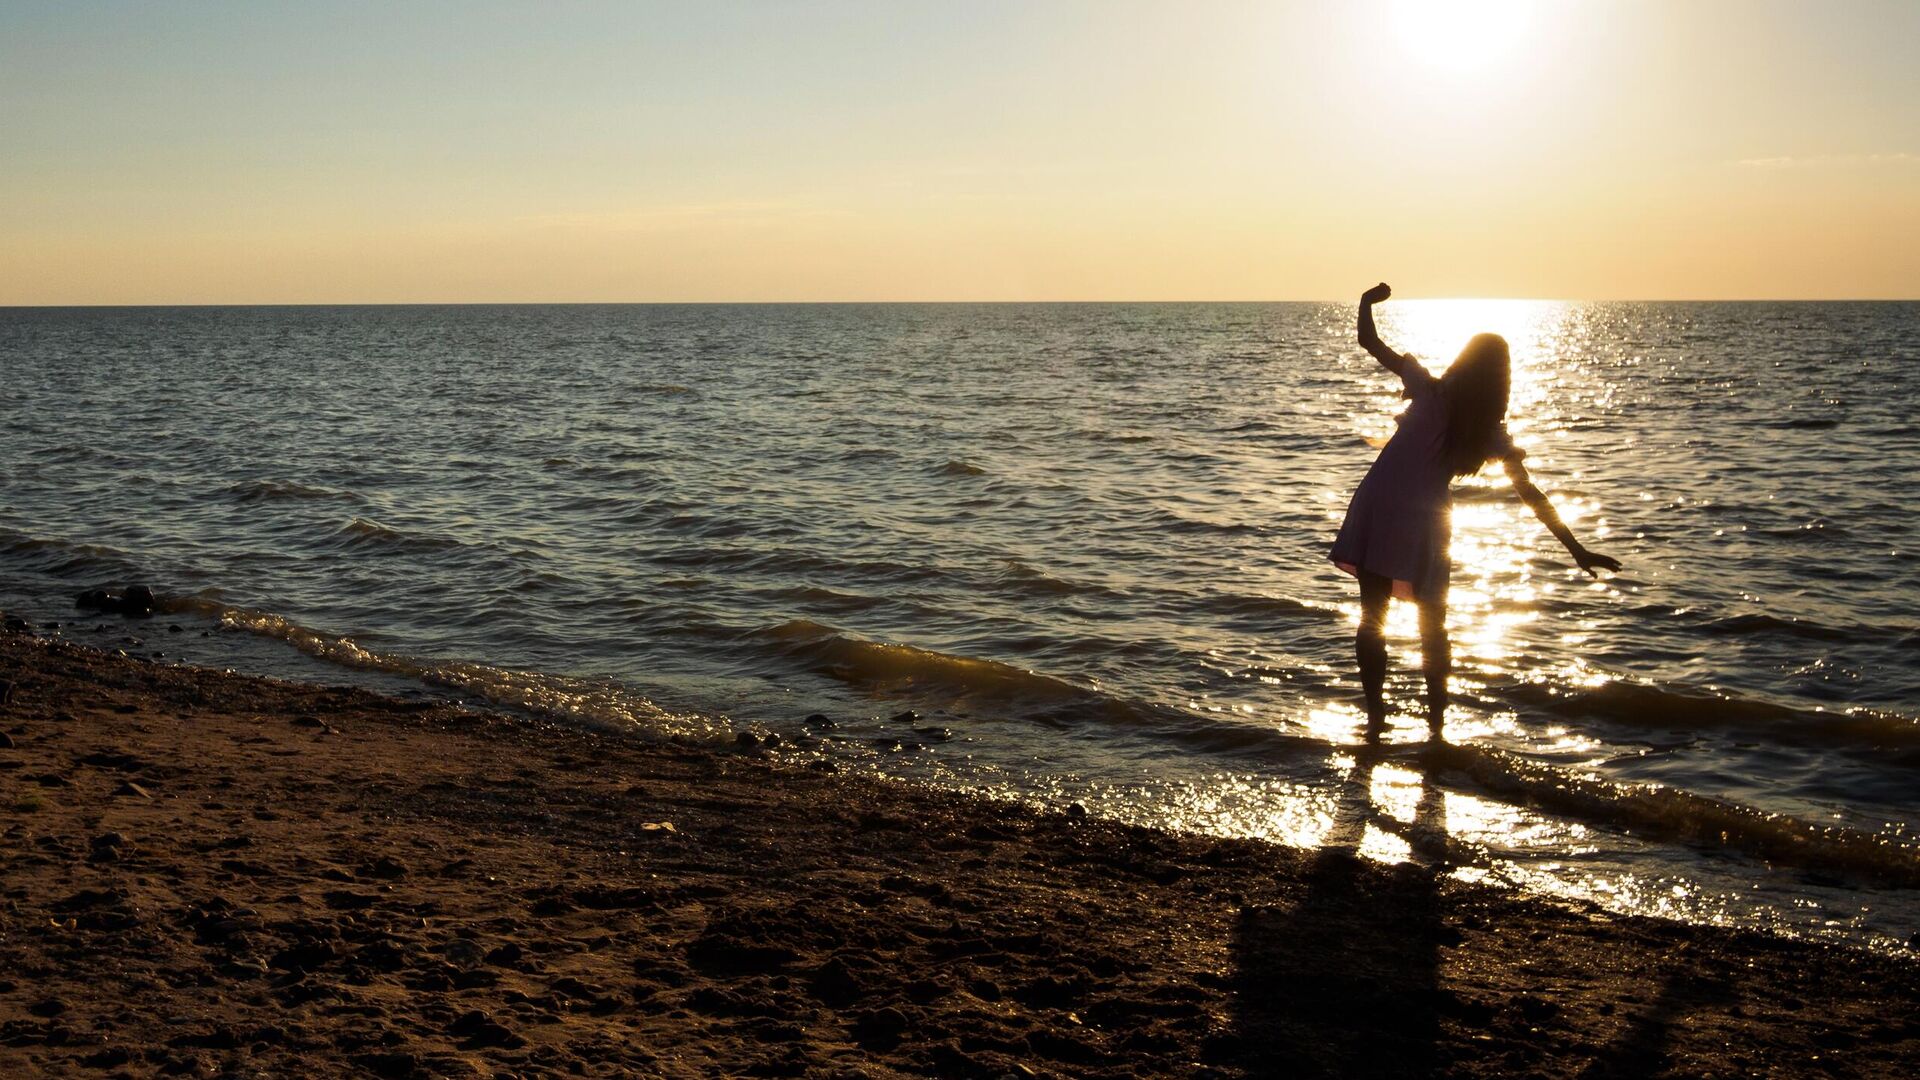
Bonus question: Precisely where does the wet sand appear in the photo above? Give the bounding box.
[2,626,1917,1078]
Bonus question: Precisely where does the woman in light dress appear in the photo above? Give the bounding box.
[1330,283,1620,738]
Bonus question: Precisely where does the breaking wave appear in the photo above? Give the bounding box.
[1429,742,1920,887]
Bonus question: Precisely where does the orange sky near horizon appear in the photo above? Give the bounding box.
[2,1,1916,304]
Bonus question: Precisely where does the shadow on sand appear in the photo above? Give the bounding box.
[1230,742,1456,1076]
[1228,740,1745,1077]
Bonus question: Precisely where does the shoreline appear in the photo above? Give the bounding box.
[3,628,1917,1077]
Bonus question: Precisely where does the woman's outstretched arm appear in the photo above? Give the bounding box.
[1503,456,1622,577]
[1357,282,1420,379]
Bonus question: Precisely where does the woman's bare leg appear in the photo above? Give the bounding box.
[1417,592,1450,738]
[1356,571,1392,737]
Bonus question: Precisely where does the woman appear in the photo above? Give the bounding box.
[1330,282,1620,737]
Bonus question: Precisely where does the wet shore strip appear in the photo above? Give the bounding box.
[2,627,1916,1078]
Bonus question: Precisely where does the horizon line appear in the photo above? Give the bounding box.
[4,297,1917,310]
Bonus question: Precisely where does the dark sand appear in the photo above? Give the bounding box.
[2,626,1917,1078]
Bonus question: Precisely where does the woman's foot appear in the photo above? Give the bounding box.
[1424,685,1447,741]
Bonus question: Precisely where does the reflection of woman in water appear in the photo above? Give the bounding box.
[1331,282,1619,738]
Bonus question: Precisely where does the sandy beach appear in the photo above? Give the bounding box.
[2,623,1917,1078]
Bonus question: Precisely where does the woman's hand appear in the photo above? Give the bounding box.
[1574,548,1622,577]
[1361,282,1392,305]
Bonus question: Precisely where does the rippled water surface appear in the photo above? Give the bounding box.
[4,302,1918,948]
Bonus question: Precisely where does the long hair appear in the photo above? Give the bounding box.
[1439,333,1511,477]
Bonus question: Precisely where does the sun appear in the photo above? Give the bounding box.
[1389,0,1534,76]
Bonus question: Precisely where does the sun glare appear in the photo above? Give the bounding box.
[1389,0,1534,75]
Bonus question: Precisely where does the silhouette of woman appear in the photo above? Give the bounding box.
[1330,282,1619,738]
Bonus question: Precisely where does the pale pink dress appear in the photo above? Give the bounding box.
[1330,363,1516,602]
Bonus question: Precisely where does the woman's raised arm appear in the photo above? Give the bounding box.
[1357,282,1420,381]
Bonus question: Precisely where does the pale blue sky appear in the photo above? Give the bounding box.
[4,1,1916,302]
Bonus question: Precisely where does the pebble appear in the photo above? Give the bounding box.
[449,1008,524,1049]
[81,1048,132,1069]
[123,585,156,616]
[0,732,13,750]
[75,585,158,617]
[803,713,836,729]
[354,1051,419,1078]
[367,855,410,879]
[735,731,761,749]
[811,954,872,1005]
[853,1005,910,1043]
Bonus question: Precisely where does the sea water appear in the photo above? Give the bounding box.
[3,301,1917,949]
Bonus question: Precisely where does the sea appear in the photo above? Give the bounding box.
[3,301,1917,951]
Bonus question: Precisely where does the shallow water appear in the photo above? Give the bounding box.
[3,301,1918,949]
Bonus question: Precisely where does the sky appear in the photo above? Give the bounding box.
[2,0,1916,304]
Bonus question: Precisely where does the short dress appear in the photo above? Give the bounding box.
[1330,363,1517,602]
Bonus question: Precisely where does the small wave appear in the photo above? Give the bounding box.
[1495,678,1920,748]
[992,559,1115,599]
[752,618,1148,722]
[170,597,721,739]
[1200,591,1335,623]
[331,517,462,552]
[1430,742,1920,887]
[1636,603,1889,646]
[1143,508,1263,536]
[1698,612,1853,642]
[1753,519,1851,541]
[227,479,357,503]
[652,545,949,586]
[24,442,119,465]
[758,583,885,613]
[939,459,987,477]
[0,528,139,580]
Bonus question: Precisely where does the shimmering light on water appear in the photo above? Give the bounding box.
[1368,762,1426,824]
[1358,824,1415,865]
[1300,706,1373,746]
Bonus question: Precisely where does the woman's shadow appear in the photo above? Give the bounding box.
[1231,739,1454,1076]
